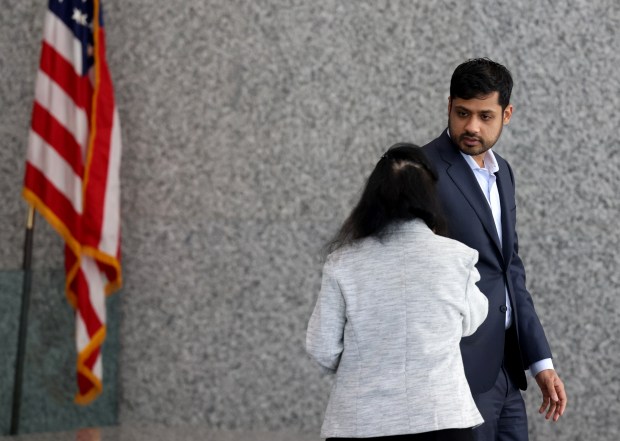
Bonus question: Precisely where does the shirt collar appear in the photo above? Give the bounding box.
[447,128,500,173]
[460,149,499,174]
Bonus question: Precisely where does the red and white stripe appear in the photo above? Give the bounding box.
[23,0,121,404]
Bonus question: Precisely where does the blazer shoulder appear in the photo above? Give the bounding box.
[422,131,450,151]
[325,237,377,268]
[431,234,479,262]
[422,131,457,166]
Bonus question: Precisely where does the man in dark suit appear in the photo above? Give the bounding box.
[423,58,567,441]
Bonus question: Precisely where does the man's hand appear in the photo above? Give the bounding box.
[534,369,567,421]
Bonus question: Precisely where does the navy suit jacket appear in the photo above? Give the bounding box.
[423,130,552,394]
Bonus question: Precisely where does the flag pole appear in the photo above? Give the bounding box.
[10,205,36,435]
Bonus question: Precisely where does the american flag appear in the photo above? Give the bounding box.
[23,0,122,404]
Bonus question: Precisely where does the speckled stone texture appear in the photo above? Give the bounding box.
[2,0,619,440]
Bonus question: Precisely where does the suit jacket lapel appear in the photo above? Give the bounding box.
[496,165,515,264]
[437,132,504,258]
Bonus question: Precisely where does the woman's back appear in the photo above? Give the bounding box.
[307,219,488,438]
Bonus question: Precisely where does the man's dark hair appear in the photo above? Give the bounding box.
[450,58,513,109]
[326,143,447,253]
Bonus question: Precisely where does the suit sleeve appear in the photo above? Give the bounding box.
[505,162,553,366]
[306,258,346,373]
[509,231,553,365]
[462,251,489,337]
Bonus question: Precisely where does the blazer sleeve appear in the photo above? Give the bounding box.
[505,162,552,366]
[509,231,553,365]
[306,258,346,373]
[462,251,489,337]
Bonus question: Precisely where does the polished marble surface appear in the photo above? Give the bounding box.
[0,425,320,441]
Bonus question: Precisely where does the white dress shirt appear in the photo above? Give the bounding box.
[459,149,553,377]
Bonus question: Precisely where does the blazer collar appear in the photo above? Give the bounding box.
[390,218,433,235]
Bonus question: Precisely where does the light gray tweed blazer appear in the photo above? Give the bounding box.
[306,219,488,438]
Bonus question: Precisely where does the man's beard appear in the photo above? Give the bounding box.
[448,120,503,157]
[457,132,492,156]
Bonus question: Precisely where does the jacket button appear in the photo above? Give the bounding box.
[499,305,507,313]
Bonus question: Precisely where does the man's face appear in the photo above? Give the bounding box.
[448,92,513,161]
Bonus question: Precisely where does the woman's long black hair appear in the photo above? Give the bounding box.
[327,143,447,253]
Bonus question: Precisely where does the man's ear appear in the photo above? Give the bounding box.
[503,104,513,125]
[448,96,452,116]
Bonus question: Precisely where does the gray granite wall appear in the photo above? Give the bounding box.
[2,1,619,440]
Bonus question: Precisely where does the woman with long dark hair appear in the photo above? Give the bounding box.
[307,143,488,441]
